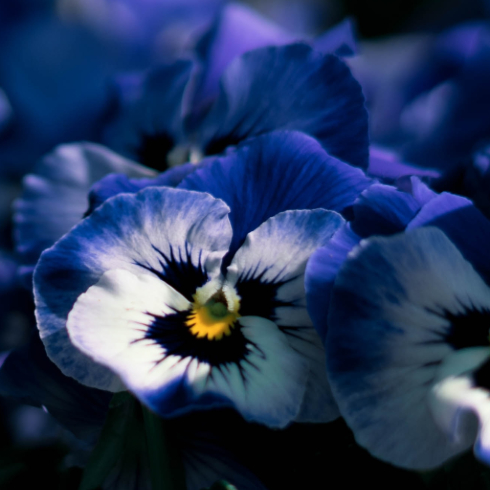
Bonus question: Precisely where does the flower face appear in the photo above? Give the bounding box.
[34,131,372,427]
[36,186,341,427]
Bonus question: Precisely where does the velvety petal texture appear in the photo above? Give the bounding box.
[327,227,490,468]
[180,131,371,259]
[34,187,232,392]
[196,43,369,168]
[14,142,154,285]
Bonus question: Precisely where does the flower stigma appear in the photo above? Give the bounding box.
[186,287,241,341]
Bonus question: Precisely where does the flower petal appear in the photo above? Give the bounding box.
[196,43,369,168]
[428,348,488,460]
[313,17,357,56]
[227,209,345,422]
[14,142,154,286]
[70,268,308,426]
[305,224,360,342]
[180,130,370,260]
[35,187,232,391]
[67,269,191,395]
[407,192,490,284]
[327,227,490,468]
[193,2,296,104]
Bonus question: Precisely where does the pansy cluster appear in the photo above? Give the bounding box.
[3,1,490,489]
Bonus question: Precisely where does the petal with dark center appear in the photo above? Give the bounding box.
[327,227,490,468]
[197,43,369,168]
[35,187,232,391]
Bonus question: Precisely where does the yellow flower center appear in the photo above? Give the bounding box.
[186,291,240,341]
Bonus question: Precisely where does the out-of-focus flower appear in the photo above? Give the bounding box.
[191,3,356,105]
[56,0,225,62]
[33,131,371,426]
[0,12,119,178]
[317,189,490,468]
[106,43,366,172]
[350,21,490,171]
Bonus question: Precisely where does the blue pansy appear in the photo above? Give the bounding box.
[324,226,490,468]
[313,186,490,468]
[105,42,369,171]
[34,131,371,427]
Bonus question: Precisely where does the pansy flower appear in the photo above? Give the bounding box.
[33,131,371,427]
[105,42,368,172]
[321,192,490,468]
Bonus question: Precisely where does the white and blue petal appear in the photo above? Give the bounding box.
[227,209,345,422]
[34,187,232,391]
[86,163,197,214]
[327,227,490,468]
[427,348,489,463]
[180,130,371,259]
[68,268,308,427]
[14,142,154,286]
[195,43,369,168]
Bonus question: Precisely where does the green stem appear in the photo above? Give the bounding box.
[142,405,187,490]
[79,392,135,490]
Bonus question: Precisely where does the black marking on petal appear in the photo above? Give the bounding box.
[134,131,175,171]
[235,264,301,321]
[133,243,208,302]
[443,305,490,350]
[143,308,257,368]
[473,358,490,390]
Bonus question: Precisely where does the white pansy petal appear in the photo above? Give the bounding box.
[226,209,344,422]
[198,316,309,428]
[35,186,232,391]
[67,269,191,393]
